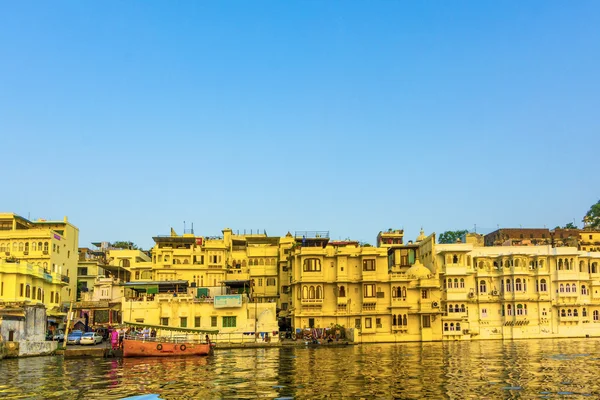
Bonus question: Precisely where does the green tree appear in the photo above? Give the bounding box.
[584,200,600,229]
[564,222,577,229]
[112,241,139,250]
[438,230,468,244]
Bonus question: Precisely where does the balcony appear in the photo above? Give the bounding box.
[301,298,323,305]
[61,275,70,283]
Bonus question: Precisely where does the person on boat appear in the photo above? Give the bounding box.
[118,328,124,349]
[110,329,119,350]
[205,334,210,344]
[150,329,156,338]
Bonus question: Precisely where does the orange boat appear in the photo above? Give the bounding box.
[123,322,217,358]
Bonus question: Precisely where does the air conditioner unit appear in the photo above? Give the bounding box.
[491,290,498,295]
[432,301,439,308]
[468,292,475,298]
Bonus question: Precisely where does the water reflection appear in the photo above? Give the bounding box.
[1,339,600,399]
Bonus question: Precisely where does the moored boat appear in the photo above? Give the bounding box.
[122,322,217,358]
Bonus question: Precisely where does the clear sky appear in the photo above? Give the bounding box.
[1,1,599,249]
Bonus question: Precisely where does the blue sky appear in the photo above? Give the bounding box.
[1,1,598,249]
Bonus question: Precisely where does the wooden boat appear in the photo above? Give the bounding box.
[122,321,218,358]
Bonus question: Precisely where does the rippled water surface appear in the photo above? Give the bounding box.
[2,339,600,399]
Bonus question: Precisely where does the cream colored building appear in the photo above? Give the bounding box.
[437,242,600,340]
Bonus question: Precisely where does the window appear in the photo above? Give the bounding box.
[507,304,512,316]
[222,316,236,328]
[376,318,382,328]
[258,278,263,287]
[25,285,31,298]
[460,278,465,288]
[421,289,428,299]
[363,260,375,271]
[540,279,547,292]
[211,316,217,327]
[515,279,522,291]
[281,303,288,310]
[161,318,169,326]
[422,315,431,328]
[479,280,487,293]
[542,308,547,316]
[560,284,565,293]
[561,309,566,317]
[505,279,512,292]
[20,283,24,297]
[517,304,524,315]
[303,258,322,272]
[355,318,361,328]
[481,308,488,318]
[266,278,276,286]
[195,317,201,327]
[365,317,372,329]
[453,278,458,288]
[364,284,375,298]
[316,285,322,299]
[582,285,588,295]
[338,286,346,297]
[0,282,3,296]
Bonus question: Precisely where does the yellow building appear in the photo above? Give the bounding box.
[123,284,279,343]
[579,230,600,252]
[0,213,79,311]
[288,230,444,342]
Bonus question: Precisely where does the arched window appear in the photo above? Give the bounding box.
[460,304,465,312]
[393,315,397,326]
[478,261,484,269]
[594,310,599,321]
[456,322,461,331]
[582,285,588,295]
[37,288,42,300]
[25,285,31,298]
[453,278,459,288]
[515,259,520,267]
[479,280,487,293]
[316,286,322,299]
[460,278,465,288]
[467,256,471,266]
[174,259,180,264]
[450,323,455,331]
[453,255,458,263]
[183,259,189,264]
[574,309,579,317]
[18,242,24,251]
[309,286,315,299]
[516,304,523,315]
[515,278,522,291]
[566,284,571,293]
[242,260,247,267]
[339,286,346,297]
[561,309,566,317]
[444,323,449,331]
[506,279,512,292]
[392,286,397,297]
[583,308,588,317]
[560,284,565,293]
[302,286,308,299]
[507,304,512,316]
[402,286,407,298]
[580,261,585,272]
[572,283,577,293]
[540,279,547,292]
[567,309,573,317]
[570,258,574,270]
[593,263,598,274]
[43,242,49,252]
[403,315,407,325]
[454,304,460,313]
[259,259,265,265]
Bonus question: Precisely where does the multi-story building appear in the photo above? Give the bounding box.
[437,242,600,340]
[0,213,79,308]
[288,230,443,342]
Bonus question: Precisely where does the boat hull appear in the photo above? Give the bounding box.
[123,339,212,357]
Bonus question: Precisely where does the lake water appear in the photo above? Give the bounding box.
[1,338,600,399]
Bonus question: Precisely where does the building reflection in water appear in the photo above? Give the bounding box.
[1,339,600,399]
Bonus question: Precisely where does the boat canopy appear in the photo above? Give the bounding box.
[123,321,219,335]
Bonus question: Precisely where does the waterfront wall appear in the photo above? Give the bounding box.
[18,341,57,357]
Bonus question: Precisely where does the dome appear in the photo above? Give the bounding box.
[405,260,431,278]
[416,228,426,242]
